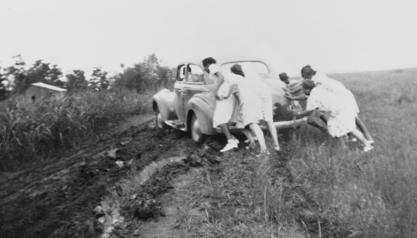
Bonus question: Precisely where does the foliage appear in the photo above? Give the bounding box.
[13,59,63,93]
[0,53,173,101]
[65,69,88,93]
[89,67,109,91]
[113,53,174,92]
[0,88,151,170]
[0,68,10,101]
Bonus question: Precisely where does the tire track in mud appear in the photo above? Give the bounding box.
[93,137,224,238]
[0,116,193,238]
[0,115,153,204]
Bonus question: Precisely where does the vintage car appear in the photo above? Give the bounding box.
[152,59,303,143]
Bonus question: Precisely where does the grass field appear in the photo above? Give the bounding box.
[264,68,417,237]
[91,68,417,237]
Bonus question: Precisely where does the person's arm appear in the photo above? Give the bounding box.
[295,108,316,117]
[286,93,308,101]
[223,83,238,99]
[213,72,225,99]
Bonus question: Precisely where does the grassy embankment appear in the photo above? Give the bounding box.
[0,89,152,171]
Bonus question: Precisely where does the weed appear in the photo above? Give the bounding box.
[0,88,151,170]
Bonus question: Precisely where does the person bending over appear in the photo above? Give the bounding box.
[296,79,374,152]
[300,65,374,143]
[231,64,280,153]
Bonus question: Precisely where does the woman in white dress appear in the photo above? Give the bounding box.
[203,57,239,152]
[230,64,280,153]
[296,79,373,152]
[300,65,374,144]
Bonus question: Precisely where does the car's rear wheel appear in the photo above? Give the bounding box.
[190,113,207,144]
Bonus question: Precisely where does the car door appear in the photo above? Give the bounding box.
[174,64,187,122]
[174,63,208,122]
[181,63,210,112]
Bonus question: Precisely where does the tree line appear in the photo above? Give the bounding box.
[0,53,174,101]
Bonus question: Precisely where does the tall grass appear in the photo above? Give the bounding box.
[205,69,417,237]
[276,69,417,237]
[0,88,151,171]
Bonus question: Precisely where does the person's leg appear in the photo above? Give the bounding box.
[266,120,280,151]
[248,123,268,154]
[350,128,373,152]
[355,116,374,143]
[242,129,256,149]
[219,123,238,152]
[219,123,234,140]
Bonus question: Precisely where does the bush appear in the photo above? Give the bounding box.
[0,88,151,171]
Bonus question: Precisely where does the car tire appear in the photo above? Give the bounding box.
[190,113,207,144]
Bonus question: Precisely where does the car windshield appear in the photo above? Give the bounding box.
[221,61,270,78]
[188,64,204,75]
[185,64,205,84]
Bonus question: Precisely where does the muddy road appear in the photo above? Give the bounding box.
[1,114,349,238]
[0,114,206,238]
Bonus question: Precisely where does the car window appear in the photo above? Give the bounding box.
[185,64,205,84]
[177,64,186,81]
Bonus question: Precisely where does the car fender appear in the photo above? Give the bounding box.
[152,88,177,121]
[186,92,216,135]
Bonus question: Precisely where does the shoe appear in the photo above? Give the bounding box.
[256,151,270,158]
[363,143,374,152]
[220,139,239,152]
[368,139,375,145]
[274,145,281,152]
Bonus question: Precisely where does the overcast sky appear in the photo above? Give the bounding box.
[0,0,416,75]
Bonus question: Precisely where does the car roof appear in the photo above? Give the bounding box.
[178,58,272,69]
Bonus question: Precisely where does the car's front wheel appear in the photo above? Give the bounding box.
[190,113,207,144]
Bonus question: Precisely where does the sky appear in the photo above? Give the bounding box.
[0,0,416,75]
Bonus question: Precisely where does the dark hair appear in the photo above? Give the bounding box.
[302,79,316,89]
[279,72,289,81]
[230,64,245,77]
[301,65,316,77]
[202,57,216,68]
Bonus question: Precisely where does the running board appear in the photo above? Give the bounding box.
[164,120,187,131]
